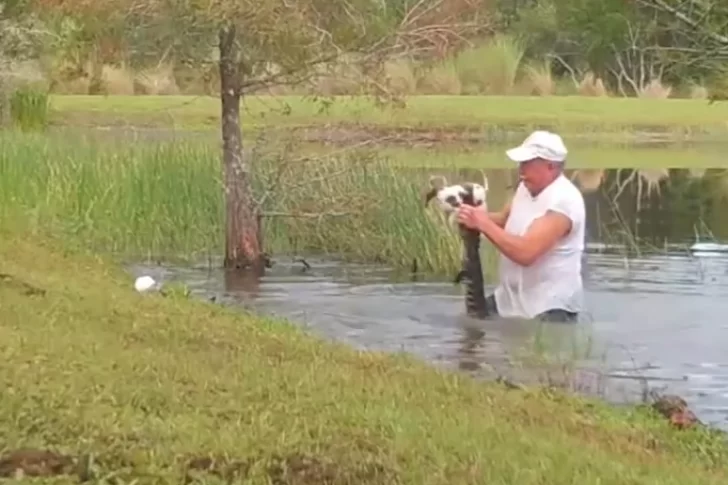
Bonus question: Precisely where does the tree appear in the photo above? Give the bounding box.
[198,0,401,272]
[126,0,489,272]
[508,0,728,94]
[30,0,491,272]
[0,1,51,124]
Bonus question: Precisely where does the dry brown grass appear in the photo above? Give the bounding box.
[47,62,183,95]
[311,54,367,96]
[638,79,672,99]
[522,60,555,96]
[453,36,525,95]
[688,168,707,179]
[134,63,180,95]
[417,61,462,95]
[572,169,605,193]
[576,72,608,97]
[25,40,728,100]
[637,168,670,197]
[101,64,135,95]
[689,84,709,100]
[382,59,418,96]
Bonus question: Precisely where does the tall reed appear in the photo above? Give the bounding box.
[9,85,50,131]
[0,131,498,279]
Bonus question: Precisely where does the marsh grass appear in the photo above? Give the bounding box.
[451,35,525,95]
[9,85,49,131]
[254,139,498,278]
[0,131,495,279]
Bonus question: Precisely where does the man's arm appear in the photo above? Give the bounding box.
[478,210,571,267]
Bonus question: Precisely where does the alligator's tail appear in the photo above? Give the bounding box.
[454,225,489,319]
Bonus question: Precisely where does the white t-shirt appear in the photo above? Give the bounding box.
[493,174,585,318]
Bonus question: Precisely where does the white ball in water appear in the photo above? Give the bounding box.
[134,275,157,293]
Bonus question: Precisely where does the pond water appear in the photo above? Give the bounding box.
[128,166,728,431]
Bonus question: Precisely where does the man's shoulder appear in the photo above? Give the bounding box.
[555,175,585,204]
[545,175,585,226]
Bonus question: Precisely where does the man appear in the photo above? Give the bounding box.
[457,130,586,323]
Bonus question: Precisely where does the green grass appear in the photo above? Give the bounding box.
[0,131,499,278]
[10,85,50,131]
[1,230,728,484]
[303,142,728,169]
[48,94,728,136]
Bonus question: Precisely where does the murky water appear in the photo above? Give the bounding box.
[129,247,728,431]
[89,128,728,431]
[126,164,728,431]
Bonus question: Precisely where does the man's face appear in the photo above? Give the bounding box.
[518,158,557,195]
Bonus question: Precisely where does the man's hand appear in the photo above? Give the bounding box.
[456,205,490,231]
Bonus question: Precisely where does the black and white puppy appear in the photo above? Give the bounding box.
[424,174,489,226]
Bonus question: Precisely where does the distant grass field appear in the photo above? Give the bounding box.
[49,95,728,136]
[301,143,728,169]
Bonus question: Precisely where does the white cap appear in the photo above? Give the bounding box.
[506,130,568,163]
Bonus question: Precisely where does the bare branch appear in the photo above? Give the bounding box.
[636,0,728,45]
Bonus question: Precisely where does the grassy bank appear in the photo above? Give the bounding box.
[0,131,497,278]
[48,94,728,136]
[1,230,728,484]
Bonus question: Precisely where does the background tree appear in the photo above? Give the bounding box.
[28,0,491,272]
[508,0,728,95]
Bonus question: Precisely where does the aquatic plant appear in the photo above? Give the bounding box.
[0,130,497,279]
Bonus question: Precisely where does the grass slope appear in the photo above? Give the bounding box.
[49,94,728,134]
[0,230,727,484]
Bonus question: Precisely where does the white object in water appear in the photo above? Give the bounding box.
[134,275,157,293]
[690,241,728,253]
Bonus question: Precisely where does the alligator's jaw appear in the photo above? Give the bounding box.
[457,226,489,319]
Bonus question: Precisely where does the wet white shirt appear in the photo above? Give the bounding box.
[493,174,585,318]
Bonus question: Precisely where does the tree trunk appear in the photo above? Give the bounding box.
[218,23,265,272]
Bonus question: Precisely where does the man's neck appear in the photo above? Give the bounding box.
[527,174,561,198]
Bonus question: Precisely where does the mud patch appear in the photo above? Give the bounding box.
[0,448,75,479]
[266,453,391,485]
[183,455,251,484]
[283,124,701,148]
[0,273,46,297]
[650,393,702,430]
[183,452,394,485]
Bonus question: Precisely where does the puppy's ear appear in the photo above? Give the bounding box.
[428,175,446,190]
[425,175,446,207]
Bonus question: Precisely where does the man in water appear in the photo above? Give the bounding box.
[457,130,585,322]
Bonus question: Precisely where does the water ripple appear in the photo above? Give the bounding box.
[129,250,728,431]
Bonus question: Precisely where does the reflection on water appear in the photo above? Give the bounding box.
[413,166,728,249]
[124,162,728,431]
[80,128,728,431]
